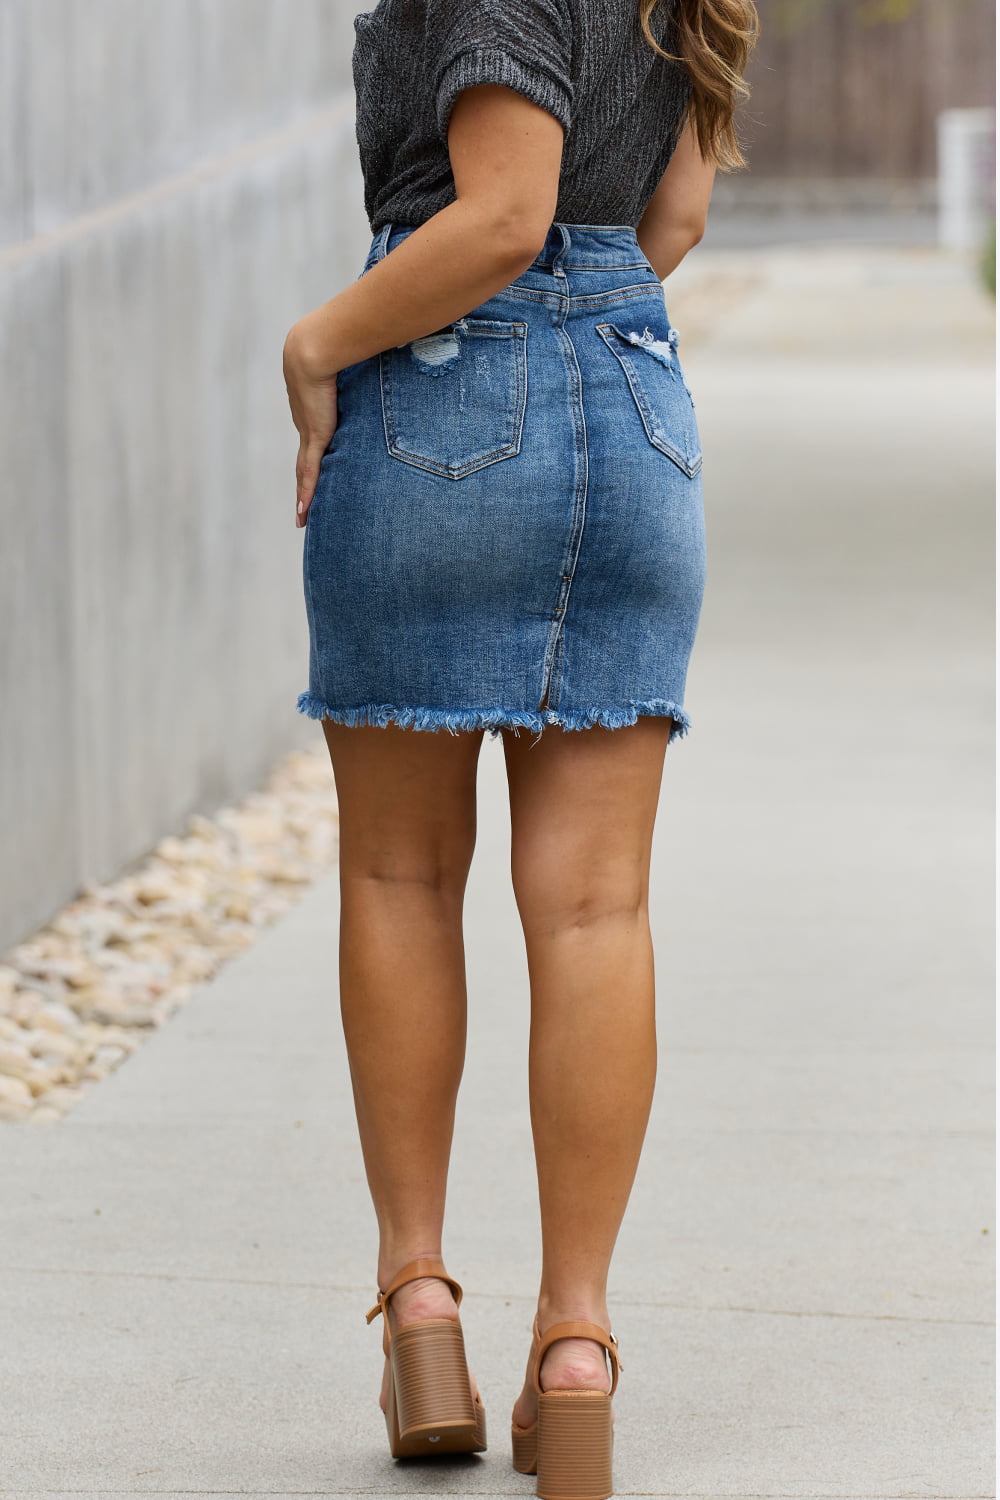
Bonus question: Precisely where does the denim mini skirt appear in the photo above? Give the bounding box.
[297,221,705,739]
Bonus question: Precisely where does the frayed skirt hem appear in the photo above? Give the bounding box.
[296,692,690,740]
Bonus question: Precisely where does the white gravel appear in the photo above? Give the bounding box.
[0,747,338,1124]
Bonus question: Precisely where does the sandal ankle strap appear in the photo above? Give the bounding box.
[531,1318,623,1396]
[365,1257,464,1327]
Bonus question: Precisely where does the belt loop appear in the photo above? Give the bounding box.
[552,221,572,271]
[377,222,393,261]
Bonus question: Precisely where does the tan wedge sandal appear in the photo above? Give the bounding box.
[366,1257,488,1458]
[511,1315,622,1500]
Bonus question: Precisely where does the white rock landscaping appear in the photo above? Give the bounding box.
[0,747,338,1124]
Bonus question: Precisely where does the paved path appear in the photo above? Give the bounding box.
[2,245,993,1499]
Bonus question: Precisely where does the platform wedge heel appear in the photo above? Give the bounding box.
[366,1257,487,1459]
[511,1317,622,1500]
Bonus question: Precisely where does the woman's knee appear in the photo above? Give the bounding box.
[345,845,476,901]
[340,809,478,900]
[511,844,648,939]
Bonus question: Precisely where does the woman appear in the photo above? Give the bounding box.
[283,1,757,1494]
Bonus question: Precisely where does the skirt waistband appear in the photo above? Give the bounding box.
[369,221,650,274]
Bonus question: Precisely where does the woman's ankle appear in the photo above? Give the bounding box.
[376,1243,446,1290]
[536,1289,611,1334]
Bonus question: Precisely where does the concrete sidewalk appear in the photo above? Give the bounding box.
[2,245,993,1499]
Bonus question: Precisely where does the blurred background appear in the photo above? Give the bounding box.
[1,0,994,950]
[713,0,995,248]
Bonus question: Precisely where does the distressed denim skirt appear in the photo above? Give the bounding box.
[297,221,706,739]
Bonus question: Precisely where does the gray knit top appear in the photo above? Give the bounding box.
[353,0,693,232]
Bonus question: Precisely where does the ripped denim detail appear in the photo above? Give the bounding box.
[625,325,680,368]
[406,319,468,375]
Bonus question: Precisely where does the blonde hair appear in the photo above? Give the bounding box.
[640,0,760,169]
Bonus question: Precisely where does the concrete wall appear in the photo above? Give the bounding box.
[1,1,371,948]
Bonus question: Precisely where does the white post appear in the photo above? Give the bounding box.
[938,108,996,250]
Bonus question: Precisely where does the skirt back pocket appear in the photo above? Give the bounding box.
[597,322,702,478]
[380,317,528,479]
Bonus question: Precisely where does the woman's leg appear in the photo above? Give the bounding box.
[504,718,672,1425]
[322,721,485,1404]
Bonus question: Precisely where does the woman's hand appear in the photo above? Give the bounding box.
[283,314,342,528]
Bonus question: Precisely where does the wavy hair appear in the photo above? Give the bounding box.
[641,0,760,168]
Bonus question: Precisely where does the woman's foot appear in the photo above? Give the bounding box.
[378,1275,483,1414]
[510,1315,614,1432]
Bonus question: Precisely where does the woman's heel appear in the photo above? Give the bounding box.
[536,1390,613,1500]
[510,1317,622,1499]
[367,1257,488,1459]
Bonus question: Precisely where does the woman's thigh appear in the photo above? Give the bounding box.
[502,719,672,928]
[323,723,485,884]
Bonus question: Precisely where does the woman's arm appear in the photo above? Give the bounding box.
[284,85,564,525]
[636,118,716,281]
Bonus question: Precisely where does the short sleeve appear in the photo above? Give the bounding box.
[428,0,574,140]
